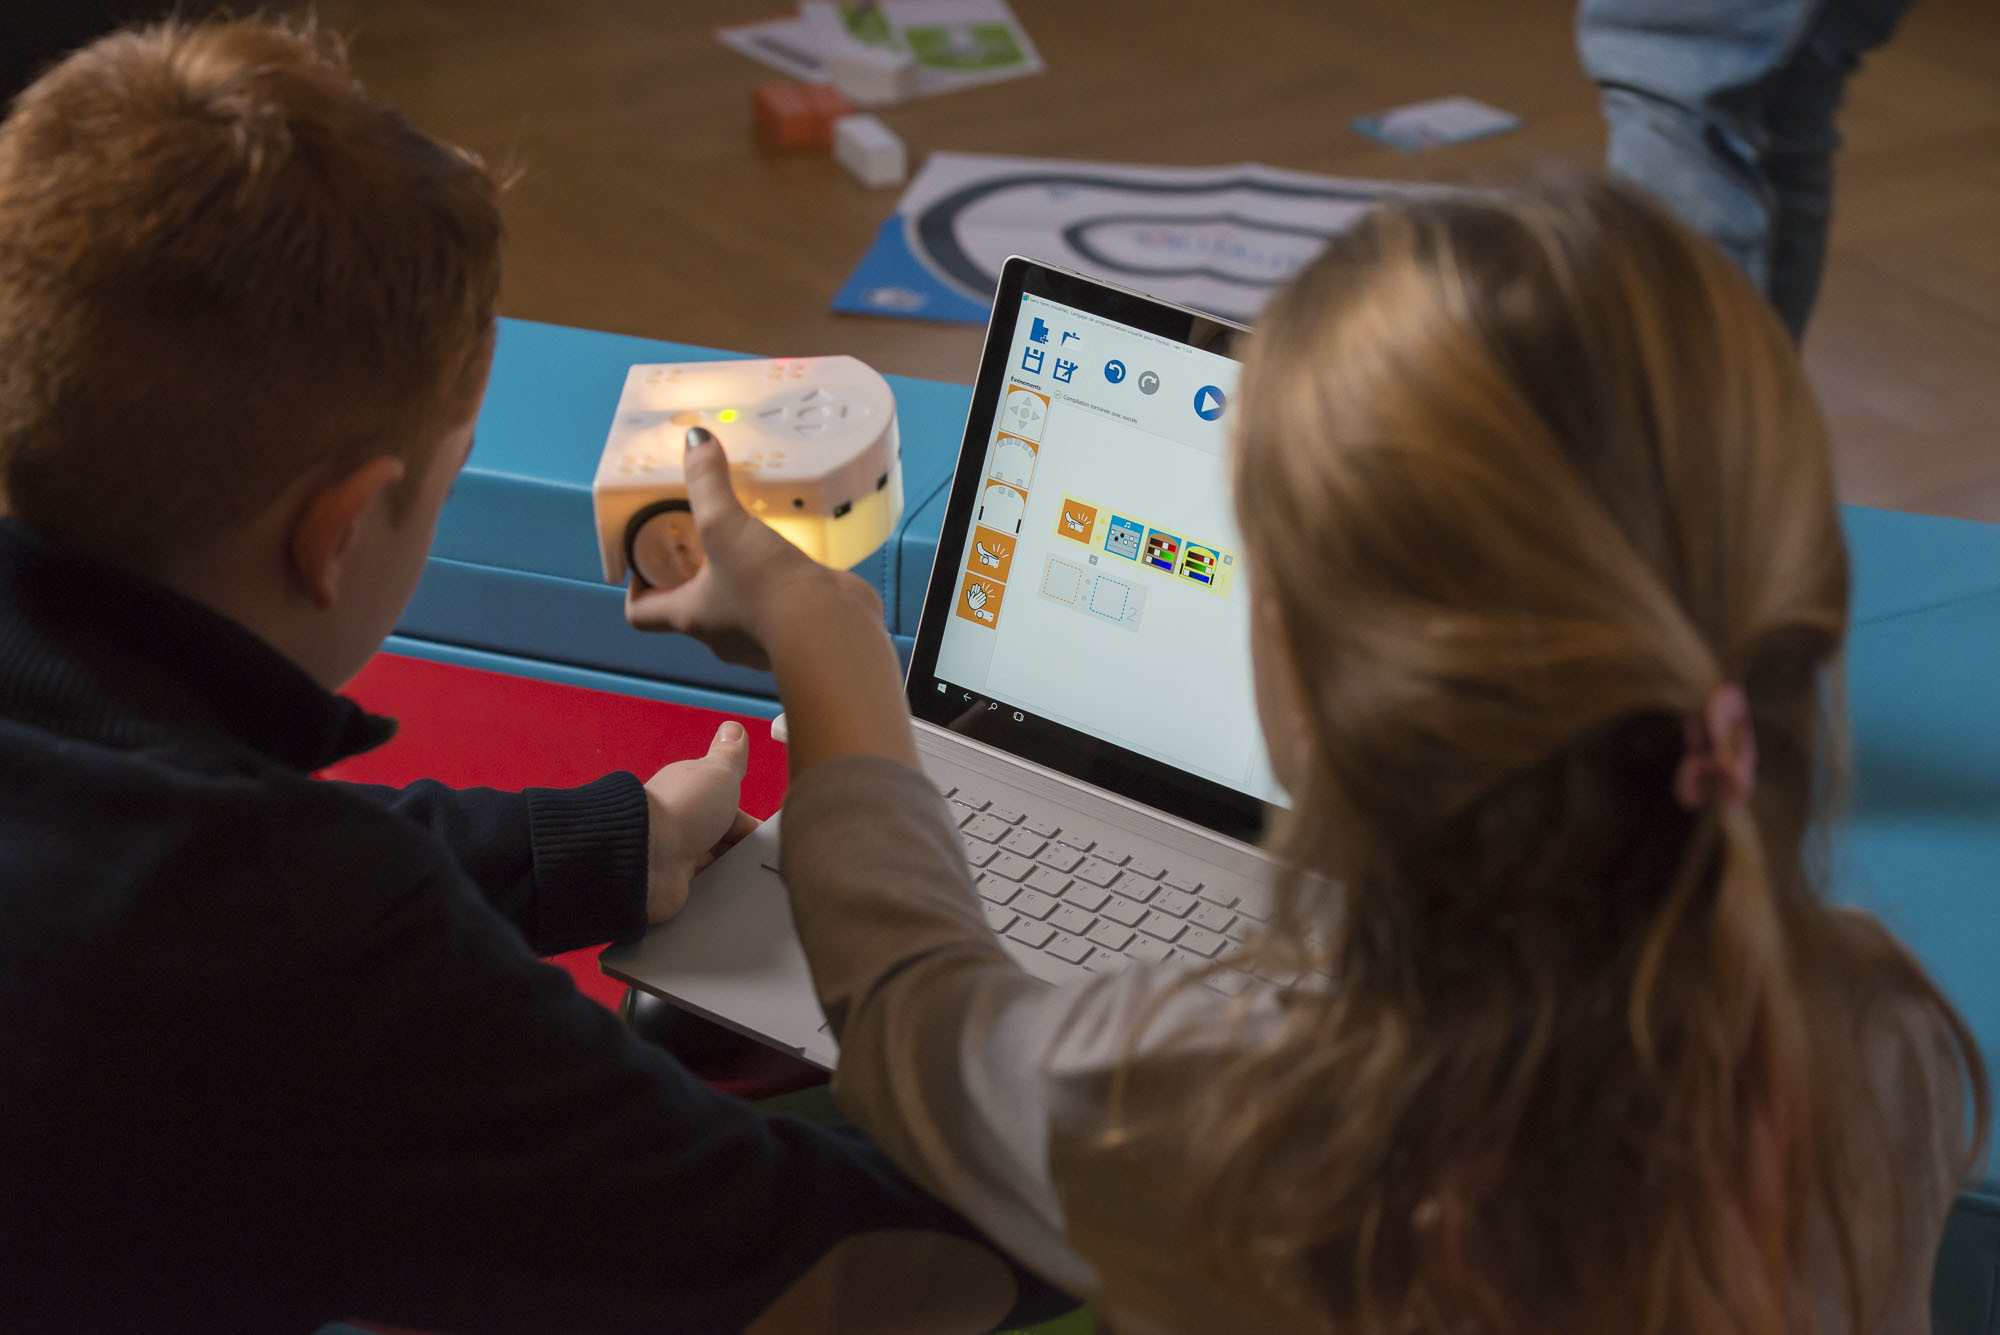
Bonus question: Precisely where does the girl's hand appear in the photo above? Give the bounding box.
[626,425,915,774]
[624,428,873,668]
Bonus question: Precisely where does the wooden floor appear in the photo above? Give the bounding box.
[310,0,2000,523]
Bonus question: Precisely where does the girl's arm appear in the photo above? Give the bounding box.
[626,432,1276,1306]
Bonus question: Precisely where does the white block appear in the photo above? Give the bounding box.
[834,114,908,189]
[826,42,918,107]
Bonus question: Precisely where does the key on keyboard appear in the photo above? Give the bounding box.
[1001,829,1048,858]
[1037,847,1084,874]
[1086,923,1134,953]
[1178,926,1227,958]
[1189,901,1236,934]
[1049,904,1096,935]
[963,814,1010,843]
[985,851,1036,881]
[976,874,1019,905]
[1060,883,1110,913]
[1101,895,1147,928]
[1005,919,1056,949]
[1024,866,1071,897]
[1110,875,1158,904]
[1011,889,1059,920]
[1074,857,1123,887]
[1045,932,1093,965]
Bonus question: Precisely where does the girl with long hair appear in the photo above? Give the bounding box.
[630,175,1986,1333]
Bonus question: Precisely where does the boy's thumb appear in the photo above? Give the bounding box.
[709,720,749,775]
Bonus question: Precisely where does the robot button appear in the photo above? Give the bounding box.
[794,423,825,438]
[796,404,828,423]
[799,388,827,402]
[669,410,701,426]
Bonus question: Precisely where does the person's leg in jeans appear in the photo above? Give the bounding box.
[1578,0,1915,339]
[1759,0,1911,334]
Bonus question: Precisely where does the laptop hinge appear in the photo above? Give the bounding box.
[911,718,1268,861]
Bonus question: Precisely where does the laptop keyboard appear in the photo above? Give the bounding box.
[942,782,1275,995]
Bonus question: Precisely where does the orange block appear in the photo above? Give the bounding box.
[1054,496,1098,545]
[752,81,853,152]
[955,571,1006,628]
[967,525,1017,582]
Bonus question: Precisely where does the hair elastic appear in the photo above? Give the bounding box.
[1674,683,1758,812]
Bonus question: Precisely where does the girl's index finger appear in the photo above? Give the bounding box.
[681,426,742,517]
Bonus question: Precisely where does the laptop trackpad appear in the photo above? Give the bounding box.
[597,813,838,1069]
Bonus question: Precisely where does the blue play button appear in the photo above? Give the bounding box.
[1193,385,1227,421]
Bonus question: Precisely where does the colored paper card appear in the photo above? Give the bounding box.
[1351,95,1521,153]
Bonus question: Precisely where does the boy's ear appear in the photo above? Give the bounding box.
[287,456,407,609]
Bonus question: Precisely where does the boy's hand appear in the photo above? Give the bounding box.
[642,721,759,923]
[625,427,876,668]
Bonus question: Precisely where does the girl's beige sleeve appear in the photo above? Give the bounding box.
[778,754,1276,1304]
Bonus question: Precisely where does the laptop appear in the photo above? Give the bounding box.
[599,257,1285,1069]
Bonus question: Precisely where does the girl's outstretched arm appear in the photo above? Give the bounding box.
[624,427,916,776]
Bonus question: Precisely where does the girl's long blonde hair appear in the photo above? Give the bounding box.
[1170,177,1984,1332]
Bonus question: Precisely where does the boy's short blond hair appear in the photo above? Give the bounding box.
[0,18,502,564]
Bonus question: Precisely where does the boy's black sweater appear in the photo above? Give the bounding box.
[0,519,1054,1334]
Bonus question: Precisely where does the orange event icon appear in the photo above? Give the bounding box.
[967,526,1017,582]
[955,571,1006,628]
[1054,496,1098,545]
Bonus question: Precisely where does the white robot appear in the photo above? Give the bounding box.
[593,356,903,589]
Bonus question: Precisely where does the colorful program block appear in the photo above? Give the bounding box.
[968,525,1017,582]
[1104,515,1143,561]
[752,81,854,152]
[955,571,1006,627]
[1143,528,1181,573]
[976,480,1028,534]
[1180,543,1219,586]
[1055,496,1099,545]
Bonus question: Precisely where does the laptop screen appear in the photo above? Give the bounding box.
[906,259,1283,842]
